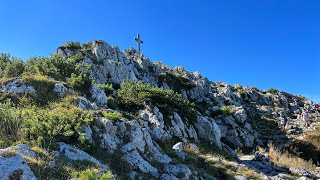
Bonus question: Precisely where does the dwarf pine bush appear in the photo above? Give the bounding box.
[117,79,196,122]
[21,96,94,146]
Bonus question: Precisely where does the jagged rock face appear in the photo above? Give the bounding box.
[50,40,320,179]
[55,40,310,151]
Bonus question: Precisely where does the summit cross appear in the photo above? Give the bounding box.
[134,34,143,52]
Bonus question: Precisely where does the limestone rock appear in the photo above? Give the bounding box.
[160,174,179,180]
[2,78,36,94]
[172,142,183,152]
[233,108,247,123]
[97,118,120,153]
[124,150,158,177]
[90,84,108,108]
[77,96,98,110]
[194,116,222,149]
[57,142,107,170]
[15,144,36,158]
[0,148,36,180]
[84,125,93,142]
[170,112,188,139]
[163,164,192,180]
[53,83,69,97]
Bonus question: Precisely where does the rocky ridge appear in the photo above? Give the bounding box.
[0,40,319,179]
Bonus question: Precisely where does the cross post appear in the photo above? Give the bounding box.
[134,34,143,52]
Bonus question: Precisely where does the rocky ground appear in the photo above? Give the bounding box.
[0,40,319,179]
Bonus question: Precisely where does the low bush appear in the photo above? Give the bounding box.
[117,79,196,122]
[101,111,121,121]
[25,54,92,94]
[267,88,278,94]
[220,106,236,115]
[72,169,113,180]
[63,41,81,50]
[96,83,114,96]
[20,96,94,147]
[158,71,195,92]
[4,58,25,78]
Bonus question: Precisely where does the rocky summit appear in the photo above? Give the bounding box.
[0,40,319,180]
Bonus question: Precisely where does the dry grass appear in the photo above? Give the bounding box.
[304,127,320,150]
[236,166,261,179]
[183,143,262,179]
[265,144,316,171]
[1,149,17,157]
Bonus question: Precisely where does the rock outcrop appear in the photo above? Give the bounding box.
[1,40,319,179]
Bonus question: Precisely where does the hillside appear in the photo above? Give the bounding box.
[0,40,319,180]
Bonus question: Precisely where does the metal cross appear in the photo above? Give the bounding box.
[134,34,143,52]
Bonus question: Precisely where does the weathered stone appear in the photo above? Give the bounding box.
[194,116,222,149]
[124,150,158,177]
[15,144,36,158]
[53,83,69,97]
[163,164,192,180]
[172,142,183,152]
[2,78,36,94]
[0,148,36,180]
[90,84,108,108]
[57,142,107,170]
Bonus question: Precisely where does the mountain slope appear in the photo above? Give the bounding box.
[0,40,319,179]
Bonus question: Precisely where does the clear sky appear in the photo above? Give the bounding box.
[1,0,319,102]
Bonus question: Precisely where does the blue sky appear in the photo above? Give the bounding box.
[0,0,319,102]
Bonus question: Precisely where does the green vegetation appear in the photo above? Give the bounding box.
[220,106,236,115]
[100,111,121,121]
[157,140,260,179]
[0,95,94,150]
[117,79,196,123]
[25,146,111,180]
[72,169,113,180]
[0,53,25,78]
[267,88,278,94]
[30,54,91,90]
[158,71,195,92]
[62,41,81,50]
[234,84,243,91]
[96,83,115,96]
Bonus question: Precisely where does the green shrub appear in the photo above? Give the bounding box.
[4,58,25,78]
[267,88,278,94]
[72,169,113,180]
[234,84,243,90]
[96,83,114,96]
[117,79,196,122]
[220,106,236,115]
[158,72,195,92]
[63,41,81,50]
[21,96,94,147]
[101,111,120,121]
[0,53,11,77]
[25,54,92,94]
[82,42,93,51]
